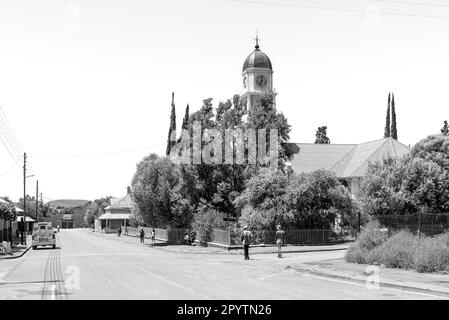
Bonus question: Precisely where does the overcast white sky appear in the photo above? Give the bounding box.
[1,0,448,202]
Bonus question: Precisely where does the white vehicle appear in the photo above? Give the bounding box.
[32,222,56,250]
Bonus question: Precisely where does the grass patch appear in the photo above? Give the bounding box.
[345,222,449,273]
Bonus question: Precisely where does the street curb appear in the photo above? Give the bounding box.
[0,245,32,260]
[292,265,449,298]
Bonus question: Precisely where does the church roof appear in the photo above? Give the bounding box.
[290,137,411,178]
[243,44,272,72]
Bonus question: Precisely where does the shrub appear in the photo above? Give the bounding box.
[354,221,388,251]
[191,200,227,244]
[345,221,388,264]
[414,234,449,273]
[370,231,419,269]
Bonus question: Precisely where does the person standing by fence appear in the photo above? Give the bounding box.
[150,229,156,248]
[275,224,285,258]
[139,227,145,245]
[240,226,252,260]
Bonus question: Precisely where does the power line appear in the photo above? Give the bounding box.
[0,105,24,154]
[376,0,449,8]
[30,143,165,159]
[227,0,449,21]
[0,105,24,165]
[0,164,18,177]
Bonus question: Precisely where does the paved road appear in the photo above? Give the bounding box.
[0,229,444,300]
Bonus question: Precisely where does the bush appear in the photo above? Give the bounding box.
[354,221,388,251]
[346,226,449,273]
[191,200,227,244]
[414,235,449,273]
[370,231,419,269]
[345,221,388,264]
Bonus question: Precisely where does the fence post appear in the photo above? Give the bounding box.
[418,210,423,237]
[357,212,361,233]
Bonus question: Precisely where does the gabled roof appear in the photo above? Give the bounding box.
[290,137,411,178]
[104,193,134,210]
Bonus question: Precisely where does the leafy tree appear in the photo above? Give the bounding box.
[166,92,177,156]
[84,197,112,226]
[17,195,37,219]
[0,198,17,221]
[286,170,358,228]
[131,153,179,227]
[315,126,330,144]
[234,171,291,230]
[391,93,397,140]
[235,170,359,230]
[359,134,449,215]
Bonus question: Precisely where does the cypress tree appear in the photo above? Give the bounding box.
[315,126,330,144]
[384,93,391,138]
[177,104,190,144]
[166,92,176,156]
[391,93,397,140]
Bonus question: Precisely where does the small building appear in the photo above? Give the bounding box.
[289,137,411,195]
[96,187,134,233]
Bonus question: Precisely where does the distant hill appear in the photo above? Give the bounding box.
[47,199,89,209]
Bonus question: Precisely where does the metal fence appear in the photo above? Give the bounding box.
[123,226,188,244]
[211,228,231,245]
[209,228,357,246]
[376,213,449,236]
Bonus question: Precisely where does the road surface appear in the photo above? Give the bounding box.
[0,229,445,300]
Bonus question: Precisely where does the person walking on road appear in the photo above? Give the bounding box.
[150,229,156,248]
[275,224,285,258]
[139,227,145,245]
[240,225,252,260]
[117,226,122,237]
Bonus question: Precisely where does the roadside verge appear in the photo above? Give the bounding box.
[291,259,449,298]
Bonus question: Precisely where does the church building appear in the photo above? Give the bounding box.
[239,39,411,196]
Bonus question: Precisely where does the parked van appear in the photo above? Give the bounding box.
[32,222,56,250]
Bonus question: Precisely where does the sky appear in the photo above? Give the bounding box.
[1,0,448,202]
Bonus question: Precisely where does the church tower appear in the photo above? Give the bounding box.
[241,36,276,111]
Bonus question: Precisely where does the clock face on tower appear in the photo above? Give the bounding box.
[255,74,268,88]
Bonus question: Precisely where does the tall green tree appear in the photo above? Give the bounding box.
[384,93,391,138]
[315,126,330,144]
[83,197,112,227]
[391,93,397,140]
[131,153,179,227]
[166,92,177,156]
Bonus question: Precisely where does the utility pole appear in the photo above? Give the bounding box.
[35,180,39,222]
[22,152,27,246]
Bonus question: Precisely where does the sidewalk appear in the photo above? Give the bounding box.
[86,229,169,247]
[0,236,32,260]
[292,258,449,298]
[86,228,350,255]
[156,242,350,255]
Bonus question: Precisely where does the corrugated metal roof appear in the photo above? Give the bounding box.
[290,138,411,178]
[97,213,131,220]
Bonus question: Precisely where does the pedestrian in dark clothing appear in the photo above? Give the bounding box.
[15,229,19,239]
[240,225,252,260]
[139,227,145,244]
[275,224,285,258]
[117,226,122,237]
[150,229,156,248]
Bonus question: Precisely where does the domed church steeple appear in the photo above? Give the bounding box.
[241,35,276,111]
